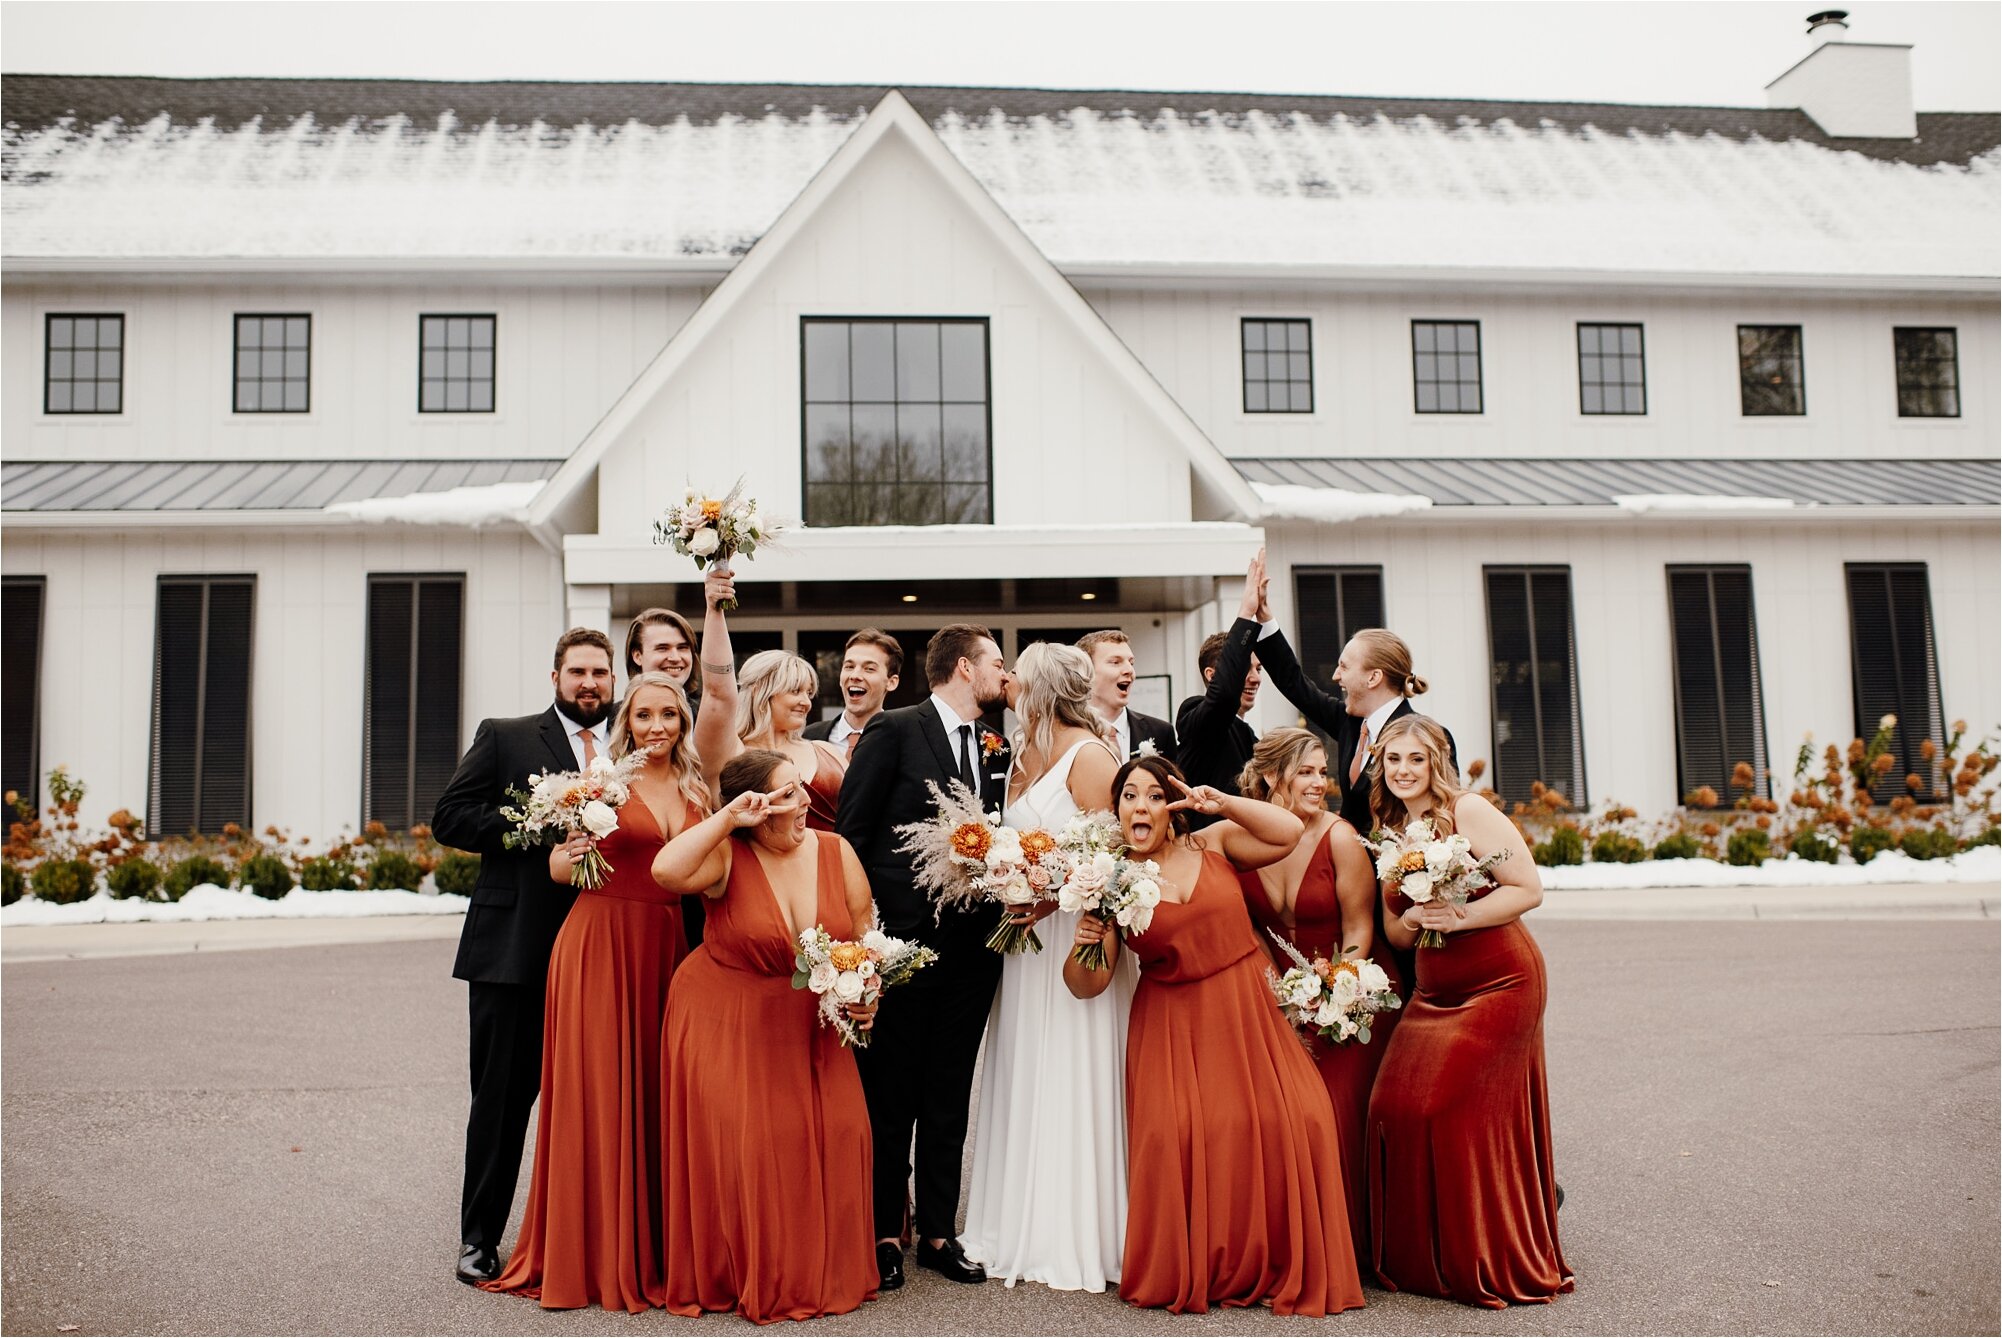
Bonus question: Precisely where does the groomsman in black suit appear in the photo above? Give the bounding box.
[432,627,616,1286]
[1174,551,1269,809]
[802,628,902,759]
[836,624,1011,1291]
[1077,629,1177,761]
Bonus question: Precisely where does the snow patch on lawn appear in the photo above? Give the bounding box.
[1,883,470,926]
[1540,845,1999,890]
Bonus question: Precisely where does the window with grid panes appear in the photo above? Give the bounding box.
[1483,567,1586,806]
[802,319,991,526]
[1666,566,1769,804]
[2,577,45,804]
[419,315,496,413]
[1577,323,1646,415]
[1844,564,1946,802]
[1241,319,1314,413]
[1291,567,1384,750]
[44,314,124,414]
[151,576,255,835]
[1738,325,1804,416]
[1412,320,1482,413]
[233,314,311,413]
[1892,328,1959,418]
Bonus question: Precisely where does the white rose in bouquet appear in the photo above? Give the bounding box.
[1357,960,1392,994]
[688,527,721,557]
[995,872,1036,906]
[1404,819,1434,842]
[861,929,893,955]
[858,958,879,980]
[986,828,1023,868]
[809,961,839,993]
[1057,883,1086,915]
[1328,970,1363,1007]
[833,970,866,1004]
[1422,840,1455,870]
[580,800,620,840]
[1402,869,1433,902]
[586,754,616,777]
[1286,972,1322,1008]
[1313,996,1342,1029]
[1132,876,1161,909]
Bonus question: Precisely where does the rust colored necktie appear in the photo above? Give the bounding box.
[579,728,599,765]
[1349,723,1369,786]
[845,729,860,761]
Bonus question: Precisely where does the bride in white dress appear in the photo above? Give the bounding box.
[962,642,1137,1291]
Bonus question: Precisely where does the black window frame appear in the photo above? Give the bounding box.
[417,314,498,414]
[1576,321,1647,416]
[1411,319,1483,414]
[232,313,313,414]
[1290,565,1385,749]
[1892,327,1960,419]
[1737,324,1805,417]
[2,576,46,805]
[363,573,467,831]
[1482,565,1587,807]
[1843,562,1946,803]
[1665,565,1770,806]
[43,313,126,415]
[798,316,994,528]
[149,575,256,836]
[1240,317,1315,414]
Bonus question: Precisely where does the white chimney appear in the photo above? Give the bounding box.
[1766,9,1917,139]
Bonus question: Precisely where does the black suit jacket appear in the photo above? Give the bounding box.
[1121,709,1178,762]
[802,716,864,745]
[835,701,1010,944]
[434,706,582,986]
[1174,616,1262,797]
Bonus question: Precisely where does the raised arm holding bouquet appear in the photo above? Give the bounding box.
[652,481,779,613]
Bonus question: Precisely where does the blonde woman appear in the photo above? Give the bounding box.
[960,642,1128,1292]
[1364,714,1570,1308]
[692,567,846,828]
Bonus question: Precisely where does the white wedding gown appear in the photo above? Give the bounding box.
[961,738,1138,1291]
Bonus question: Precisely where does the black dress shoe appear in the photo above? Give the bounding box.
[915,1238,987,1284]
[1556,1182,1567,1211]
[876,1241,905,1291]
[456,1242,500,1286]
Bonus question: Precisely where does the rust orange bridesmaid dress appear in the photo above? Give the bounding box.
[1120,850,1364,1317]
[659,831,877,1324]
[803,738,845,831]
[1241,822,1405,1278]
[482,800,690,1312]
[1366,884,1572,1307]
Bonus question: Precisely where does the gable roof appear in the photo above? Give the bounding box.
[523,91,1263,527]
[5,74,1995,279]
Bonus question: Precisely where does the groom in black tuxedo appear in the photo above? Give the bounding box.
[836,624,1011,1291]
[432,627,616,1286]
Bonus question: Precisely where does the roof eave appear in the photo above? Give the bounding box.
[1258,504,2002,525]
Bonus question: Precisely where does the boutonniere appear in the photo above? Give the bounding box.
[980,731,1007,759]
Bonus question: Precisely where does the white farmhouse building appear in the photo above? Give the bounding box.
[3,25,1997,841]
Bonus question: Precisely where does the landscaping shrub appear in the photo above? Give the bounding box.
[1787,830,1840,865]
[238,852,295,900]
[163,855,231,901]
[1725,828,1771,867]
[2,862,22,906]
[1590,831,1647,864]
[433,851,481,897]
[1532,824,1584,867]
[105,857,163,901]
[1898,826,1959,862]
[366,850,423,892]
[1651,832,1702,861]
[298,855,358,892]
[1966,826,2001,850]
[30,857,97,905]
[1849,826,1895,865]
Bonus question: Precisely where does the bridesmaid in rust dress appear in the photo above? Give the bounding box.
[1065,755,1364,1318]
[1236,727,1401,1277]
[482,673,707,1312]
[1366,714,1572,1308]
[654,748,879,1323]
[692,567,846,828]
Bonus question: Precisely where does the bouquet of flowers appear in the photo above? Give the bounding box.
[1360,817,1509,948]
[1050,811,1164,969]
[1265,931,1401,1045]
[651,479,780,613]
[894,781,1063,953]
[499,751,650,889]
[791,926,938,1047]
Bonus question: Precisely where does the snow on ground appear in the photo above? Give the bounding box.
[1540,846,1999,890]
[0,883,469,927]
[1613,493,1801,515]
[1253,481,1432,523]
[324,479,541,527]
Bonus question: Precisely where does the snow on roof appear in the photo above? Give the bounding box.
[4,77,1996,278]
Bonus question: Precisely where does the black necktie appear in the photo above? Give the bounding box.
[957,724,978,793]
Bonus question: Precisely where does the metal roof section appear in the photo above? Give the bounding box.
[1234,457,2002,509]
[0,458,563,512]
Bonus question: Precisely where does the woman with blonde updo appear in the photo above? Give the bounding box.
[1235,727,1399,1277]
[691,567,846,828]
[1364,714,1570,1308]
[960,641,1129,1292]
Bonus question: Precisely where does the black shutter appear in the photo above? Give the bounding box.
[1,577,46,803]
[1846,564,1945,800]
[151,576,253,835]
[1291,566,1386,747]
[365,574,464,830]
[1484,567,1586,806]
[365,579,415,829]
[1668,567,1769,804]
[413,578,465,824]
[197,580,254,832]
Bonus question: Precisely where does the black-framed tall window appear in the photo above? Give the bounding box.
[1738,324,1804,416]
[1667,566,1769,805]
[233,314,311,413]
[419,315,496,413]
[2,576,46,804]
[1483,566,1586,806]
[44,314,124,414]
[365,575,465,830]
[1893,328,1960,418]
[801,318,991,526]
[151,576,255,835]
[1844,563,1945,801]
[1292,566,1385,749]
[1241,318,1314,413]
[1412,320,1482,413]
[1578,322,1645,415]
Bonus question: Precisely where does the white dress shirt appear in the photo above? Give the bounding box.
[930,694,983,785]
[554,706,610,770]
[1107,707,1133,761]
[1355,698,1401,775]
